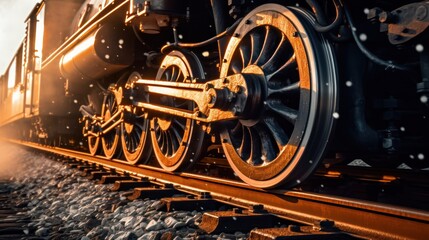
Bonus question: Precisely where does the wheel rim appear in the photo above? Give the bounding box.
[88,135,99,156]
[151,50,206,172]
[121,72,152,164]
[101,92,121,159]
[220,4,338,188]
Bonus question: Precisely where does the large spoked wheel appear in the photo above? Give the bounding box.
[121,72,152,165]
[220,4,338,188]
[101,92,121,159]
[150,50,206,172]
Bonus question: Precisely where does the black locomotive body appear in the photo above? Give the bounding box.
[0,0,428,188]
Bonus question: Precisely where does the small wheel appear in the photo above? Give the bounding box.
[121,72,152,165]
[220,4,338,188]
[150,50,206,172]
[88,135,99,156]
[101,92,121,159]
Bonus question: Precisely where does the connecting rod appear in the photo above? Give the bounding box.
[117,72,264,123]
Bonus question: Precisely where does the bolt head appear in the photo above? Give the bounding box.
[416,5,428,21]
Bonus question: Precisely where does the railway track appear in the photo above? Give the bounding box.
[0,182,33,239]
[7,139,429,239]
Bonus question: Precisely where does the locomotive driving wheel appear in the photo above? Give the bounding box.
[121,72,152,165]
[101,92,121,159]
[220,4,338,188]
[150,50,206,171]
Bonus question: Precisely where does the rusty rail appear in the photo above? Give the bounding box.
[10,140,429,239]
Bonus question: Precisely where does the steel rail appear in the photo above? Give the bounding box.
[9,140,429,239]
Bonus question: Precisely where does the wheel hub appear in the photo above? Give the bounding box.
[239,65,266,127]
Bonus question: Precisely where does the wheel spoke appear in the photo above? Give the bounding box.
[266,100,298,125]
[127,134,133,151]
[255,123,277,163]
[231,60,243,74]
[238,126,250,160]
[267,81,300,96]
[248,127,262,166]
[250,30,264,64]
[171,66,178,82]
[262,34,289,73]
[175,70,183,82]
[124,132,130,149]
[172,118,185,132]
[164,131,172,156]
[131,130,139,150]
[255,26,281,66]
[172,120,184,142]
[239,43,251,68]
[263,117,289,149]
[158,129,164,149]
[168,130,179,153]
[164,131,170,156]
[159,131,166,155]
[266,53,296,80]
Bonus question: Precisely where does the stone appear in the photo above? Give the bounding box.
[139,231,161,240]
[120,216,136,228]
[146,219,164,231]
[35,227,49,236]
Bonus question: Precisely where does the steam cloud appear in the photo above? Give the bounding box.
[0,141,28,180]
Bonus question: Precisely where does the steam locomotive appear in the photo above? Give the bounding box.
[1,0,428,188]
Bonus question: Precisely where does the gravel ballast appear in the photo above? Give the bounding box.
[0,143,247,240]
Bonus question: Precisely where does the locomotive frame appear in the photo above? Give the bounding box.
[1,0,428,188]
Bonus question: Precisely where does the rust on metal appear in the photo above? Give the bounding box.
[249,226,352,240]
[161,196,222,212]
[110,179,152,191]
[97,175,132,184]
[199,209,274,234]
[127,187,177,201]
[87,171,113,180]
